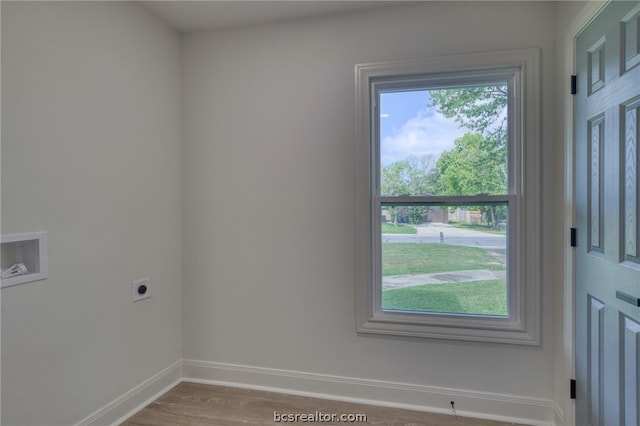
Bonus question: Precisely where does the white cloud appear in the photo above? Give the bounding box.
[381,109,470,165]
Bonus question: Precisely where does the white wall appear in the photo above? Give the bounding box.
[182,1,558,421]
[552,3,594,425]
[1,2,182,425]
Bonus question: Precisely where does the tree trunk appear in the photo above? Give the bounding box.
[489,206,497,229]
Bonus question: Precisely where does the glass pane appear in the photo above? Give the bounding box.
[379,83,508,197]
[380,203,508,316]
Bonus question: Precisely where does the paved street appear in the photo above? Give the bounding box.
[382,223,506,250]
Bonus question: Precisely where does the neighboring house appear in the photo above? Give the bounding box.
[381,207,483,225]
[449,208,482,224]
[381,206,449,224]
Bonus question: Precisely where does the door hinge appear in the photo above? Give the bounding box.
[570,379,576,399]
[571,75,577,95]
[570,228,577,247]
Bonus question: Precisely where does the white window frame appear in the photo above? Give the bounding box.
[355,49,541,345]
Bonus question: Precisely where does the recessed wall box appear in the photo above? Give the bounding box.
[132,278,151,302]
[1,232,48,288]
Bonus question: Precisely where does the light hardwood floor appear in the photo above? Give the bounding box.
[121,382,528,426]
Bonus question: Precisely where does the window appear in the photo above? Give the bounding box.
[355,49,541,344]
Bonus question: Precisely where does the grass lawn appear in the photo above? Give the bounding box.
[382,280,507,316]
[382,243,504,276]
[448,221,506,235]
[381,223,417,234]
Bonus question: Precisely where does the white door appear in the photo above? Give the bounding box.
[576,2,640,425]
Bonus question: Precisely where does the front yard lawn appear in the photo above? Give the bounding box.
[382,243,504,276]
[382,280,507,316]
[448,221,506,235]
[381,223,417,234]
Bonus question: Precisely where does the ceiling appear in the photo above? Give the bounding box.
[140,1,404,33]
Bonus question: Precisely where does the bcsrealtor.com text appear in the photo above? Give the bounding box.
[273,411,367,423]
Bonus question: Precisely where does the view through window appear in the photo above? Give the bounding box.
[377,83,509,317]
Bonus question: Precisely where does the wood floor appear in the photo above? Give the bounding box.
[121,382,529,426]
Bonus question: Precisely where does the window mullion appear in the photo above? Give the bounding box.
[377,194,515,206]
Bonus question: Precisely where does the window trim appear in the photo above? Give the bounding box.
[355,49,541,345]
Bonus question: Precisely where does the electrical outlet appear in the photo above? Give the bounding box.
[132,278,151,302]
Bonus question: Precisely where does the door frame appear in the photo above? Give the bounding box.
[561,2,610,425]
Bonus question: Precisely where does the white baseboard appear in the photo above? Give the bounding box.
[75,360,182,426]
[182,359,556,426]
[554,401,567,426]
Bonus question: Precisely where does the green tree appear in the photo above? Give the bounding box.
[429,84,508,136]
[437,133,506,195]
[429,85,508,229]
[381,155,438,224]
[437,133,506,229]
[381,155,436,196]
[429,84,508,171]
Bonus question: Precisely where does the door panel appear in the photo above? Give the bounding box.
[576,2,640,425]
[588,115,605,254]
[621,314,640,425]
[623,98,639,264]
[587,296,605,426]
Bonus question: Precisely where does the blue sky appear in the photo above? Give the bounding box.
[379,90,470,166]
